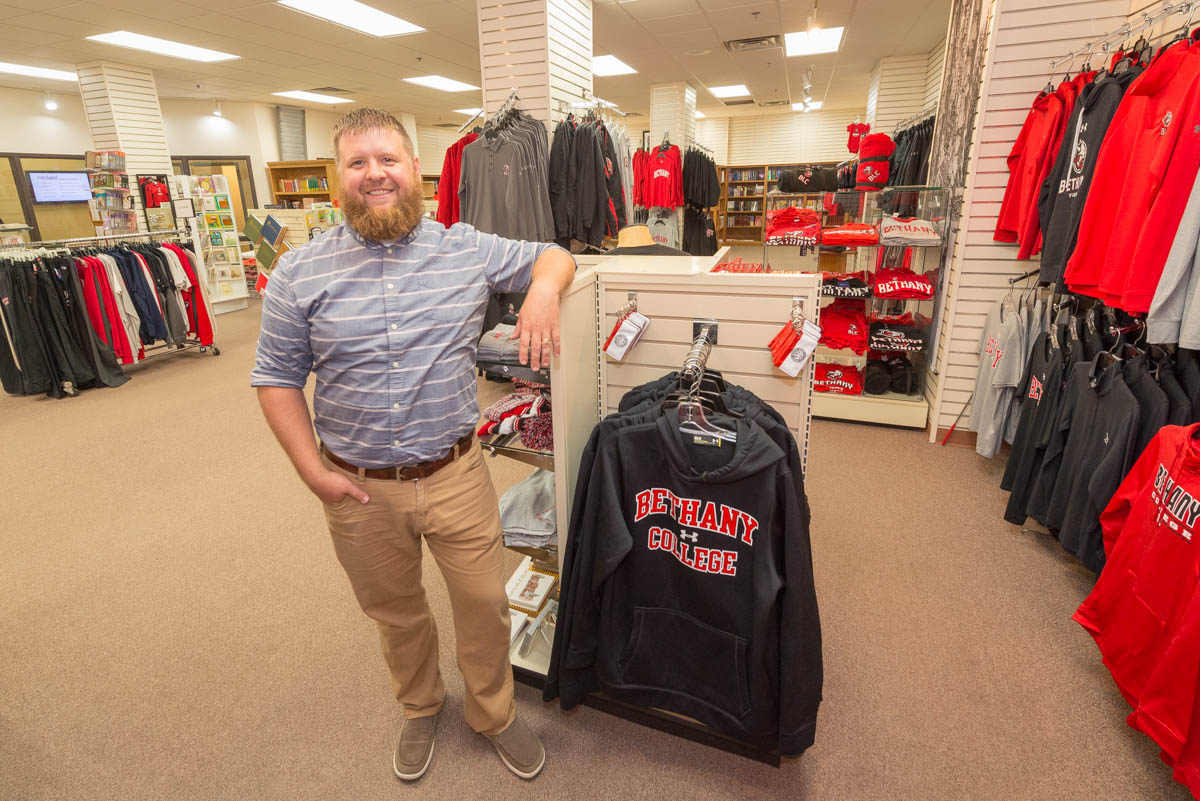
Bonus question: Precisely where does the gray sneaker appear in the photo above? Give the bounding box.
[393,712,439,781]
[485,716,545,779]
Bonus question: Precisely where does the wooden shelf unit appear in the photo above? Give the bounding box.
[267,159,340,206]
[716,162,837,246]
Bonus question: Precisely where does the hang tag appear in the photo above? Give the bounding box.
[779,328,820,377]
[605,312,649,360]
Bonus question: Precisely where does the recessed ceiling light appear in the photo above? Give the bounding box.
[276,0,424,37]
[274,90,353,104]
[784,27,845,56]
[403,75,479,92]
[86,31,240,62]
[0,61,77,81]
[592,55,636,76]
[709,84,750,99]
[695,110,706,119]
[454,108,482,115]
[792,101,823,111]
[683,48,711,57]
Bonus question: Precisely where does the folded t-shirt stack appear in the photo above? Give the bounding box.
[477,392,550,436]
[872,267,935,299]
[478,322,521,362]
[499,469,557,549]
[821,222,879,247]
[868,311,927,352]
[879,216,942,246]
[765,206,821,246]
[813,362,864,394]
[821,271,871,298]
[818,299,869,353]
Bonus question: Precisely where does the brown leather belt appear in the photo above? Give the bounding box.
[321,434,475,481]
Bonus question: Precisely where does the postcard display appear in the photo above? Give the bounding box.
[173,174,249,313]
[510,253,818,764]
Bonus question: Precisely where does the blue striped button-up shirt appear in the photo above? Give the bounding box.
[250,220,562,467]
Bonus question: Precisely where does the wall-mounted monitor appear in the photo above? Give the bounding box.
[28,171,92,203]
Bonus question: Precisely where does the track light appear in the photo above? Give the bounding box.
[43,91,57,111]
[213,100,223,117]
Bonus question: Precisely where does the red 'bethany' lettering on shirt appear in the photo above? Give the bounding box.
[633,488,760,546]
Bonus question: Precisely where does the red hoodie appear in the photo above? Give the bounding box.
[1074,424,1200,798]
[1066,41,1200,303]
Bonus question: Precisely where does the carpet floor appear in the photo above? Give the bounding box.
[0,300,1189,801]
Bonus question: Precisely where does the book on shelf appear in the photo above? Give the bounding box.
[277,176,330,193]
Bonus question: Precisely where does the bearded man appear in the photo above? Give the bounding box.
[251,107,574,781]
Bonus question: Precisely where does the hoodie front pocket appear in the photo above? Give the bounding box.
[617,606,751,720]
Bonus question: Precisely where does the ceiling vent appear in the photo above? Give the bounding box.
[759,100,789,107]
[723,35,782,54]
[307,86,353,95]
[722,98,756,106]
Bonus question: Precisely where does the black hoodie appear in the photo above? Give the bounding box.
[546,407,821,755]
[1037,67,1143,284]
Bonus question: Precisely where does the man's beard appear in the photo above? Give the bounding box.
[341,183,425,242]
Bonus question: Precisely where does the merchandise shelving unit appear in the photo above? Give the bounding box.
[761,186,949,428]
[174,174,249,314]
[716,163,838,245]
[86,151,137,236]
[266,159,340,207]
[503,253,819,765]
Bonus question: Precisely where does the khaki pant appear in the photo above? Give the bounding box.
[321,440,515,735]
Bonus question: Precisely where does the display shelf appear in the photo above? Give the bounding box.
[266,159,340,208]
[717,162,838,245]
[476,359,551,385]
[812,390,928,427]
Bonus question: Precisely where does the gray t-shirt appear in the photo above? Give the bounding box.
[969,301,1025,457]
[648,208,679,250]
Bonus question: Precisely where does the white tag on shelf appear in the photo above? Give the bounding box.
[605,312,650,360]
[779,327,820,377]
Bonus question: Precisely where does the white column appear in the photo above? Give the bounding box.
[650,82,696,149]
[476,0,593,127]
[76,61,174,233]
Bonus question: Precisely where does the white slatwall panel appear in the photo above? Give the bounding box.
[547,0,593,125]
[871,54,931,133]
[416,126,468,177]
[76,62,172,175]
[925,38,947,113]
[694,117,730,165]
[651,83,696,148]
[866,62,881,127]
[725,109,866,164]
[928,0,1130,435]
[77,61,174,235]
[477,0,552,121]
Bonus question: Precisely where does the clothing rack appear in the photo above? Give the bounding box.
[1048,1,1194,74]
[0,229,188,250]
[893,111,935,135]
[1009,268,1040,284]
[1,230,221,376]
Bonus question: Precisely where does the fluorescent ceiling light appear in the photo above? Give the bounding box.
[792,101,823,111]
[86,31,239,62]
[592,55,636,76]
[0,61,77,81]
[454,108,482,115]
[695,110,706,119]
[274,90,353,104]
[784,27,845,57]
[276,0,424,37]
[709,84,750,99]
[403,75,479,92]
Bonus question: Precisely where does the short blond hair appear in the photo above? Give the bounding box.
[332,107,414,161]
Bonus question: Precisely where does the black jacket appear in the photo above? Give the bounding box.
[1037,67,1142,284]
[546,397,821,755]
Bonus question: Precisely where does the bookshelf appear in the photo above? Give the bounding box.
[716,163,837,245]
[267,159,340,207]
